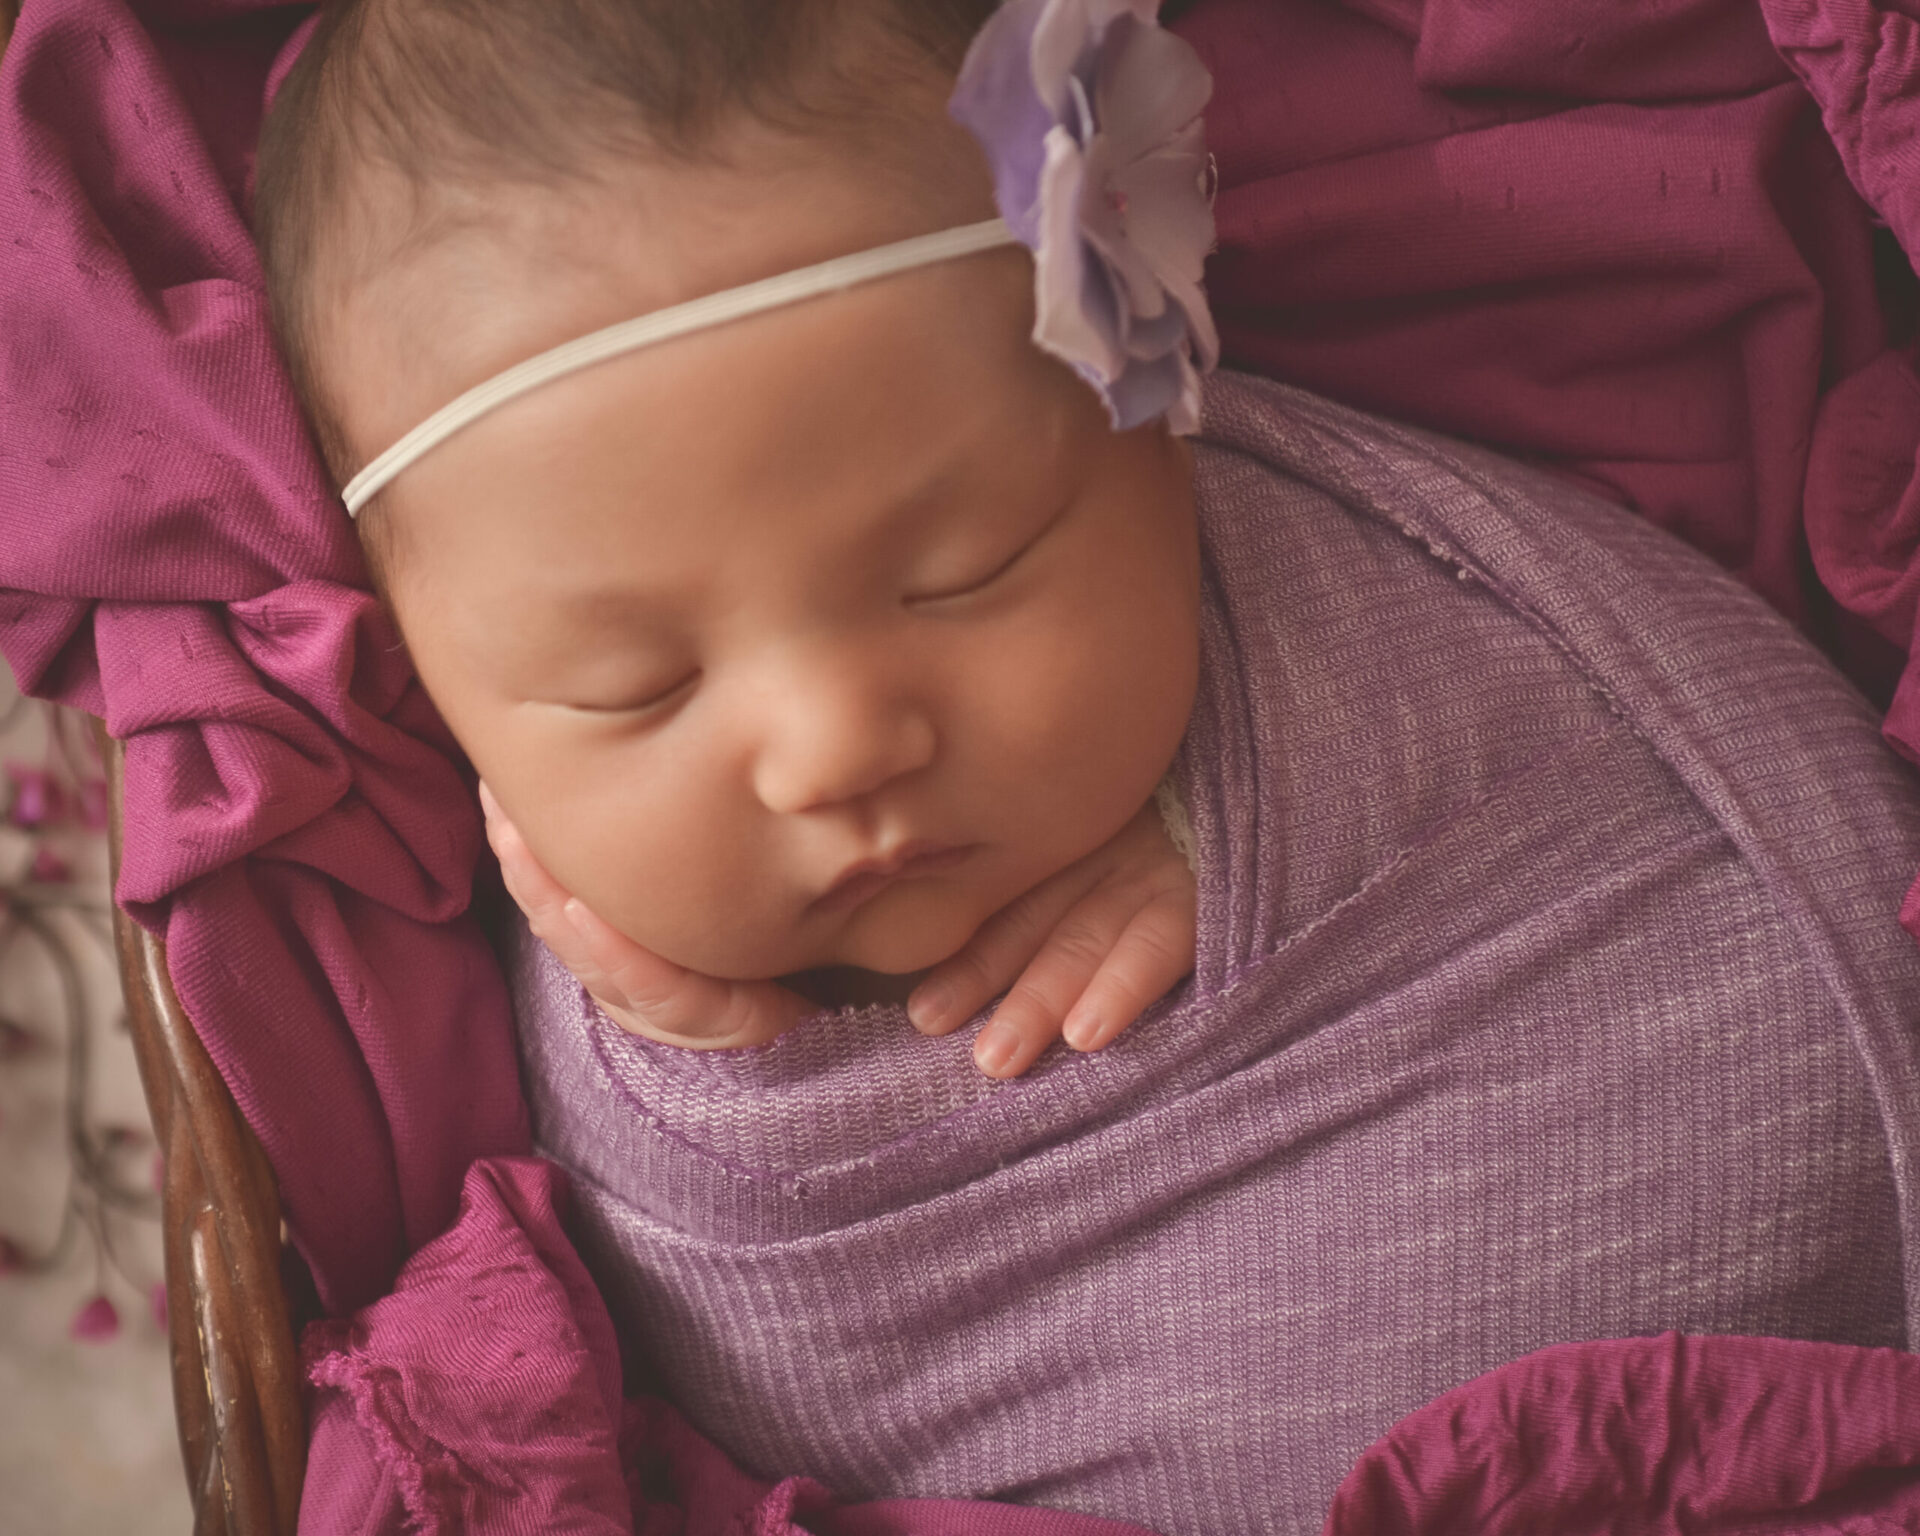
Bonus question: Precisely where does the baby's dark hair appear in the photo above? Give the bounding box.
[254,0,1000,581]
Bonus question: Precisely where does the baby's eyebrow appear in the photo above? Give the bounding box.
[534,582,683,633]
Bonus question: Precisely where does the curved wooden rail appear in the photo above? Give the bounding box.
[103,730,306,1536]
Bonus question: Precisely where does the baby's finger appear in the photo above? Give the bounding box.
[970,881,1149,1078]
[482,784,650,996]
[1059,888,1195,1053]
[905,859,1105,1037]
[482,786,573,930]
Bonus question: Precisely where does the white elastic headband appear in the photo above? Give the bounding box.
[341,217,1020,516]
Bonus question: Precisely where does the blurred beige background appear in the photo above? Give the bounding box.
[0,661,189,1534]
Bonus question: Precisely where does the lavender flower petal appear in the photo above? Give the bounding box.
[1032,0,1155,118]
[952,0,1219,433]
[949,0,1054,242]
[1093,15,1212,170]
[1032,128,1126,386]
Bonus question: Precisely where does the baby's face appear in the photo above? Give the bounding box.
[331,154,1201,982]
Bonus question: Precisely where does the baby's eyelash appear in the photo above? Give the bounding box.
[907,503,1068,605]
[566,671,699,716]
[912,546,1028,603]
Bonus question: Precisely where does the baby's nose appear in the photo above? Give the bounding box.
[749,656,937,816]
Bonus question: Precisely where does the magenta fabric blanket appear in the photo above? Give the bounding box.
[1184,0,1920,934]
[6,0,1920,1531]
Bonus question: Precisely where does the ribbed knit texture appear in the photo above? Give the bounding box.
[512,371,1920,1536]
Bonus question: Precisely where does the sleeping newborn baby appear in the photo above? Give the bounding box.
[255,1,1920,1532]
[257,0,1205,1081]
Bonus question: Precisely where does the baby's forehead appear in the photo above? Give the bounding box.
[322,129,1001,471]
[262,0,996,483]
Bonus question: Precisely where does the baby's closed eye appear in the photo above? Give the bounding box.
[903,495,1074,606]
[549,670,701,717]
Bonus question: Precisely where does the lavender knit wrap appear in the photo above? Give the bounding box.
[508,372,1920,1535]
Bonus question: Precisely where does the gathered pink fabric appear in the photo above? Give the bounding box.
[1184,0,1920,935]
[1759,0,1920,933]
[6,0,1920,1530]
[0,0,526,1316]
[1325,1331,1920,1533]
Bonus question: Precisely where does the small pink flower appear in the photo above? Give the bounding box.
[4,766,59,829]
[71,1293,121,1342]
[28,844,71,883]
[100,1123,149,1155]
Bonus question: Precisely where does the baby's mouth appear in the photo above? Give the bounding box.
[810,842,975,914]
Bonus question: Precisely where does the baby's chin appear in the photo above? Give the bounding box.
[680,880,990,983]
[806,879,986,976]
[826,910,980,977]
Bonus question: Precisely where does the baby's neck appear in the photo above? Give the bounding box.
[780,964,928,1011]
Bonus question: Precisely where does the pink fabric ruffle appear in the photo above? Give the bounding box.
[302,1157,1161,1536]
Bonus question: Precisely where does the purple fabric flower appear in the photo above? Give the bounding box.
[951,0,1219,433]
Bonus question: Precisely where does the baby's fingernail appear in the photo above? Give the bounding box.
[1063,1012,1103,1051]
[974,1022,1017,1074]
[908,983,952,1032]
[562,898,594,943]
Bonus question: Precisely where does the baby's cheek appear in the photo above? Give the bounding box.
[591,841,805,981]
[984,614,1180,849]
[506,760,796,980]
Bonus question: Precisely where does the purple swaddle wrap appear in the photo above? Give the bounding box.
[508,372,1920,1536]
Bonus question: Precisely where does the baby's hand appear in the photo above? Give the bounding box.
[480,783,813,1051]
[481,785,1196,1076]
[907,796,1196,1078]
